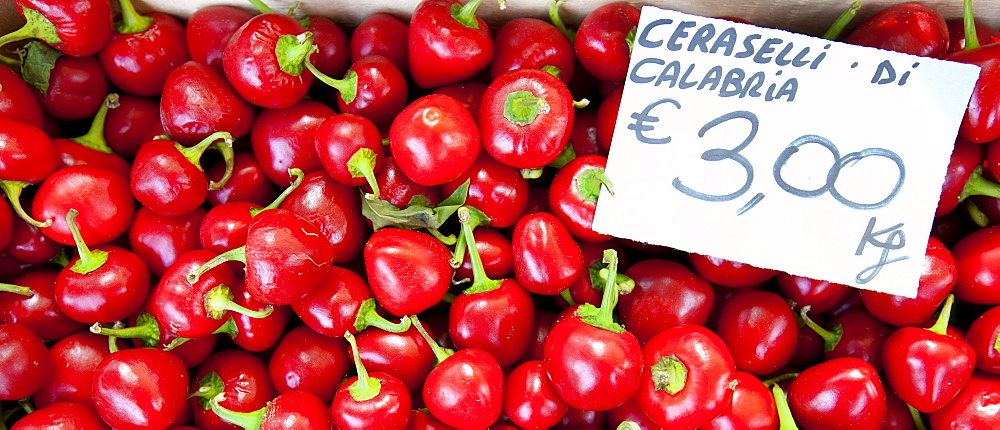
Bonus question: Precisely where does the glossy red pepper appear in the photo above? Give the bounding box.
[268,324,351,403]
[928,371,1000,428]
[513,211,584,295]
[574,2,640,83]
[844,3,949,58]
[549,155,614,242]
[188,349,277,430]
[98,0,189,96]
[480,68,575,169]
[787,357,886,430]
[0,322,54,400]
[330,333,413,430]
[223,13,314,109]
[389,94,481,186]
[184,5,253,74]
[882,295,976,413]
[32,165,134,246]
[408,0,493,88]
[619,258,715,343]
[92,348,189,429]
[160,61,255,145]
[491,16,575,83]
[637,324,738,429]
[544,250,642,411]
[715,289,798,375]
[0,0,113,57]
[364,228,453,317]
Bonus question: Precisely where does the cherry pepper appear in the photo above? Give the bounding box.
[449,207,536,368]
[131,131,235,217]
[882,294,976,413]
[98,0,189,97]
[0,116,57,229]
[0,0,113,57]
[329,332,413,430]
[636,324,738,429]
[480,68,576,170]
[55,209,149,324]
[189,208,335,305]
[411,315,504,429]
[787,357,887,430]
[543,249,643,411]
[223,11,314,109]
[207,389,333,429]
[52,94,132,179]
[947,0,1000,143]
[408,0,495,89]
[150,250,273,339]
[548,154,614,242]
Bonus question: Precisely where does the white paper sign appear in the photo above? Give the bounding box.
[592,6,981,298]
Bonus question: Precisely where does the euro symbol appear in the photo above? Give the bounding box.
[627,97,680,145]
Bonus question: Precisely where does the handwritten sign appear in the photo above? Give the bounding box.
[592,6,980,298]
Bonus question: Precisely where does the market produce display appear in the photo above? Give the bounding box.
[2,0,1000,428]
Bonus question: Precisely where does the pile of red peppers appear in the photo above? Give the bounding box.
[1,0,1000,428]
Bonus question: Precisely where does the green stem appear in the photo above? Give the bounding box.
[799,305,842,352]
[409,315,454,365]
[0,181,52,227]
[773,384,799,430]
[346,332,382,401]
[626,27,637,54]
[18,399,34,415]
[247,0,276,14]
[596,249,621,324]
[964,198,990,228]
[348,148,381,199]
[549,0,576,43]
[276,32,314,77]
[909,404,928,430]
[548,144,576,169]
[114,0,154,34]
[190,371,225,410]
[0,283,33,296]
[176,131,232,173]
[451,0,485,29]
[71,94,118,153]
[252,168,305,215]
[0,53,19,68]
[450,228,468,269]
[504,91,550,126]
[89,312,160,348]
[0,8,62,51]
[354,298,412,333]
[209,137,235,191]
[926,294,955,336]
[521,168,545,179]
[188,246,247,283]
[761,372,800,387]
[209,394,266,430]
[616,422,641,430]
[574,249,627,332]
[204,284,273,320]
[441,293,457,304]
[822,1,861,40]
[650,355,688,394]
[427,228,457,246]
[960,166,1000,200]
[577,167,614,202]
[559,288,576,306]
[458,207,502,295]
[305,58,358,104]
[964,0,980,50]
[66,209,109,274]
